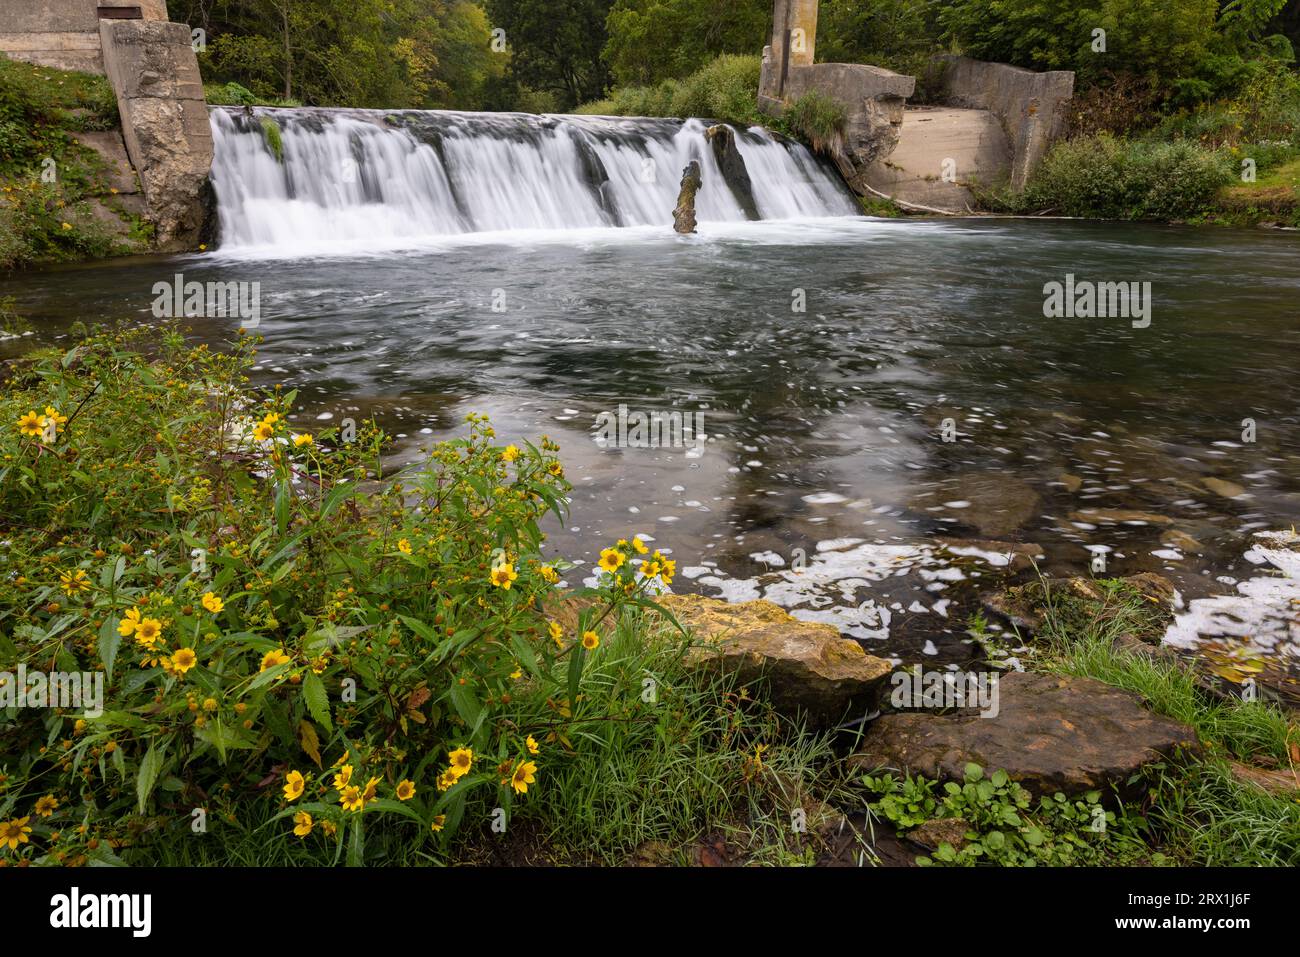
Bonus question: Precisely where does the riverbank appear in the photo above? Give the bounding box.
[1,326,1295,867]
[0,56,156,272]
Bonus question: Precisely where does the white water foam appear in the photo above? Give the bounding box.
[208,108,860,253]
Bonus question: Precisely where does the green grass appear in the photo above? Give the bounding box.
[508,609,847,864]
[1032,579,1300,866]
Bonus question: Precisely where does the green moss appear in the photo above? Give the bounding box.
[259,114,284,163]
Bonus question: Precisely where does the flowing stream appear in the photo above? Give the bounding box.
[3,107,1298,701]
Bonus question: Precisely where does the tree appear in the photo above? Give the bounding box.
[603,0,770,86]
[482,0,614,109]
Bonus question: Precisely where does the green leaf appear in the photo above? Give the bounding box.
[248,661,291,691]
[195,720,258,759]
[347,816,364,867]
[136,739,167,813]
[508,632,540,678]
[399,615,438,641]
[97,617,121,681]
[302,670,332,733]
[448,681,480,729]
[963,762,984,783]
[274,479,292,535]
[567,643,585,705]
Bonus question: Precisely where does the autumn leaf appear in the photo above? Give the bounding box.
[299,719,322,768]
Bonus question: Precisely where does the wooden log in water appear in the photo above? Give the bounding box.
[673,160,702,234]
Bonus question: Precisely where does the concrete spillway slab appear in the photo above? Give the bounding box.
[864,106,1012,214]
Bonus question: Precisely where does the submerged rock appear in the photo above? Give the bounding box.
[672,160,702,234]
[848,671,1199,798]
[908,473,1040,537]
[660,593,891,728]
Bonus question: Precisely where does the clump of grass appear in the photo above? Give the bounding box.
[1031,579,1300,865]
[779,91,846,153]
[503,607,844,863]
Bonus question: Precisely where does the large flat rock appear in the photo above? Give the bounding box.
[660,593,892,729]
[849,671,1198,797]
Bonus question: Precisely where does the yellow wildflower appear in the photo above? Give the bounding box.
[490,563,518,590]
[284,770,306,801]
[17,411,46,437]
[259,648,290,672]
[511,760,538,794]
[448,747,473,779]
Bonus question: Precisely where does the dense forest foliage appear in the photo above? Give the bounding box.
[171,0,1299,114]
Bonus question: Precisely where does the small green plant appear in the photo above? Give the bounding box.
[259,115,284,162]
[864,762,1146,865]
[778,91,847,152]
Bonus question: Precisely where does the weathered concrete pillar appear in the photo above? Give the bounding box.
[761,0,819,102]
[100,19,213,250]
[788,0,818,67]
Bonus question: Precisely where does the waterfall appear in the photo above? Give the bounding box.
[207,107,859,249]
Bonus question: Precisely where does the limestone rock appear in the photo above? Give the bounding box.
[1160,529,1204,553]
[849,671,1198,798]
[660,593,891,728]
[1202,477,1247,500]
[1226,761,1300,796]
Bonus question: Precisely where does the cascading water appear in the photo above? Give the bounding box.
[207,107,859,249]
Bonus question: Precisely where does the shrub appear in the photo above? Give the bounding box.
[1020,133,1232,220]
[0,326,705,864]
[579,54,762,125]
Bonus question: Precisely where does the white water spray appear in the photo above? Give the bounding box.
[208,108,858,250]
